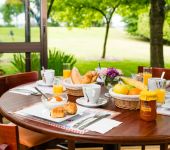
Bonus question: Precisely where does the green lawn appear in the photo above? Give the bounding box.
[1,27,170,76]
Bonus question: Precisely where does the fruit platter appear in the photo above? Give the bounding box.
[109,76,147,110]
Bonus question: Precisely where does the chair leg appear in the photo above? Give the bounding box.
[103,144,120,150]
[141,145,145,150]
[67,140,75,150]
[160,143,168,150]
[0,114,3,123]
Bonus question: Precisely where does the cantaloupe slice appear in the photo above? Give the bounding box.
[71,67,82,84]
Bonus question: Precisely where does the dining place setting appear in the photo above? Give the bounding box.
[8,63,124,135]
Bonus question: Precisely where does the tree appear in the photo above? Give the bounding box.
[0,0,24,25]
[50,0,122,59]
[119,0,166,67]
[150,0,165,67]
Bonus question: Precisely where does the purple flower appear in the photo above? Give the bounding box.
[106,68,119,79]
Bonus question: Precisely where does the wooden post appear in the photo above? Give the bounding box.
[40,0,48,69]
[25,0,31,71]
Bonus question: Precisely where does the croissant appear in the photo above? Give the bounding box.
[71,67,98,84]
[64,102,77,115]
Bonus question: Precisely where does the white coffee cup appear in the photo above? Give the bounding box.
[82,84,101,104]
[41,69,55,85]
[148,78,166,90]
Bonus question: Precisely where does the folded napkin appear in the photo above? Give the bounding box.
[157,107,170,116]
[86,118,122,134]
[9,86,39,96]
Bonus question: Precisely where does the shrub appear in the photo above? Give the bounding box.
[48,48,76,76]
[0,53,5,75]
[11,48,77,76]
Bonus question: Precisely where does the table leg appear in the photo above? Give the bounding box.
[103,144,120,150]
[68,140,75,150]
[160,143,168,150]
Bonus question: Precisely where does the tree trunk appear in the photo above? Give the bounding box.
[150,0,165,67]
[102,21,110,58]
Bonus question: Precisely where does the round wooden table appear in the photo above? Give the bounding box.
[0,85,170,150]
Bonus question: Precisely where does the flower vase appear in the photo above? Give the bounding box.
[104,77,118,90]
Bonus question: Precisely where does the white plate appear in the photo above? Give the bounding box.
[109,88,139,101]
[76,97,108,108]
[36,80,53,87]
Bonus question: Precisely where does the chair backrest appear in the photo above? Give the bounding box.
[0,76,8,97]
[137,66,144,73]
[138,66,170,80]
[0,124,19,150]
[152,67,170,80]
[6,71,38,89]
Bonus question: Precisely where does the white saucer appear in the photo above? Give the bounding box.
[76,97,108,108]
[36,80,53,87]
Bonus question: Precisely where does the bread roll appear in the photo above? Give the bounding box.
[50,106,65,118]
[91,74,98,83]
[64,102,77,115]
[71,67,82,84]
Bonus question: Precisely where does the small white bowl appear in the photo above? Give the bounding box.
[41,93,68,109]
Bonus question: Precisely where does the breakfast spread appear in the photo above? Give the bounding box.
[71,67,98,84]
[50,102,77,118]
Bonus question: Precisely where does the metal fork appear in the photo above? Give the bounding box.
[12,88,39,96]
[73,113,102,128]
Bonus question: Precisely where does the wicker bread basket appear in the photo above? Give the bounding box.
[63,78,84,96]
[109,88,140,110]
[65,88,83,96]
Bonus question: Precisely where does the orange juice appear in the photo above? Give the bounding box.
[143,73,152,86]
[53,85,63,94]
[155,88,166,104]
[63,69,71,79]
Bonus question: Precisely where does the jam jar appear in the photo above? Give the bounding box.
[139,90,157,121]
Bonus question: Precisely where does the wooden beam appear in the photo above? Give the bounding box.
[0,43,41,53]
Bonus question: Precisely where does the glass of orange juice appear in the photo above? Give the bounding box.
[155,88,166,104]
[143,67,152,86]
[148,78,166,105]
[53,77,63,95]
[63,63,71,79]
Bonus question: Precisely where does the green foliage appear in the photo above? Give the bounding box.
[0,0,24,25]
[48,49,77,76]
[11,53,25,72]
[136,12,170,42]
[11,49,77,76]
[122,14,138,35]
[137,13,150,39]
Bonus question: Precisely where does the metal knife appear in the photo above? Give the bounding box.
[78,114,110,130]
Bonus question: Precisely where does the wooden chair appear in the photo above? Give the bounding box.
[0,76,8,97]
[152,67,170,79]
[138,66,170,80]
[0,123,18,150]
[0,76,8,123]
[5,71,38,89]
